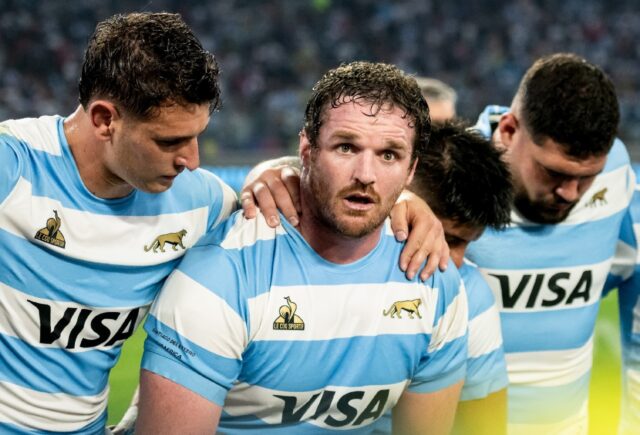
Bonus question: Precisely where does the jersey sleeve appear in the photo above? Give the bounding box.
[200,169,238,232]
[0,134,23,206]
[141,242,248,406]
[409,264,468,393]
[459,265,508,400]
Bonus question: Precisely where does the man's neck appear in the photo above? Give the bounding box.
[64,106,134,199]
[297,213,383,265]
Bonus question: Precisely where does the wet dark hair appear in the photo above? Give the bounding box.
[410,119,513,230]
[303,61,430,162]
[516,53,619,158]
[79,12,221,119]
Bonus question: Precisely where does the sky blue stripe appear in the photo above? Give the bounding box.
[219,411,391,434]
[0,135,22,203]
[466,209,625,270]
[618,271,640,366]
[143,315,241,405]
[0,414,106,435]
[241,334,431,391]
[0,332,118,396]
[462,349,508,401]
[508,371,591,424]
[0,229,170,307]
[461,262,496,317]
[500,302,599,353]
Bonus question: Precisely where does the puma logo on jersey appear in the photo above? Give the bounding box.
[383,299,422,319]
[28,300,141,349]
[274,389,389,427]
[34,210,65,248]
[144,229,187,253]
[586,188,608,207]
[488,270,593,309]
[273,296,304,330]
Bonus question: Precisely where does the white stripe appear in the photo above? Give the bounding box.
[1,116,62,155]
[480,260,609,313]
[505,336,593,387]
[224,381,407,428]
[248,283,438,342]
[610,239,636,281]
[220,212,286,250]
[468,303,503,358]
[0,177,209,266]
[0,380,108,432]
[0,282,149,352]
[150,270,248,359]
[507,400,588,435]
[428,285,468,352]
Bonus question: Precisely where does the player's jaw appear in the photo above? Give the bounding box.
[310,178,395,238]
[514,191,577,224]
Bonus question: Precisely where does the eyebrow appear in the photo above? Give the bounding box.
[329,130,409,150]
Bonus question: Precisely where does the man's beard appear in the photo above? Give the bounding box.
[514,191,577,224]
[304,174,400,239]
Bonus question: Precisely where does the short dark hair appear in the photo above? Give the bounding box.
[303,61,430,162]
[515,53,619,158]
[79,12,221,119]
[410,120,512,230]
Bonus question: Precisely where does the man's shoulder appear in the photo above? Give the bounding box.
[0,115,63,156]
[460,261,496,316]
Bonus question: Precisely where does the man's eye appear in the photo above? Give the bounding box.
[338,144,353,153]
[157,139,181,147]
[382,151,396,161]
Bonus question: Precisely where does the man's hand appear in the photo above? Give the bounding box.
[391,191,449,281]
[241,164,301,228]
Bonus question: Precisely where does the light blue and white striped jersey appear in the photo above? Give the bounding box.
[459,260,508,401]
[612,163,640,434]
[0,116,237,434]
[142,212,468,434]
[379,259,507,433]
[467,105,635,433]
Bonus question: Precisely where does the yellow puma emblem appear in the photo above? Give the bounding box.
[586,187,607,207]
[34,210,66,248]
[144,229,187,253]
[383,299,422,319]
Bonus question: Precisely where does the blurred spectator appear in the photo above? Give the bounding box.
[416,76,458,122]
[1,0,640,163]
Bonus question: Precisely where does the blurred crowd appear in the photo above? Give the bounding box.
[2,0,640,163]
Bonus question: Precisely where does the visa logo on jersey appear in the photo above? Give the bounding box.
[28,300,144,349]
[485,269,603,310]
[274,389,390,428]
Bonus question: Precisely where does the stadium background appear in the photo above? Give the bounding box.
[0,0,635,432]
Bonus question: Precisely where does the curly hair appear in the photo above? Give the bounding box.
[515,53,619,158]
[410,119,513,230]
[303,61,430,162]
[78,12,221,119]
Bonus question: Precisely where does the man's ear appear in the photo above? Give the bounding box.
[497,112,519,150]
[87,100,120,142]
[299,130,312,168]
[406,158,418,187]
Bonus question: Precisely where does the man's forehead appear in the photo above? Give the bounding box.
[531,137,607,176]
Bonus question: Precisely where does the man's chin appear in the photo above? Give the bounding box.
[517,201,575,224]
